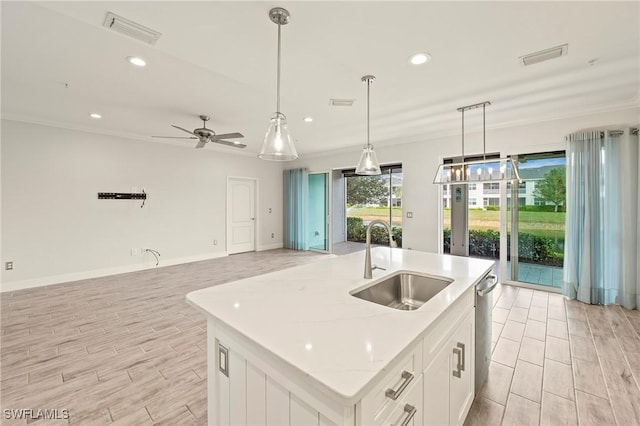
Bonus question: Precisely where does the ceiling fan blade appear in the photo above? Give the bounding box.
[152,136,198,139]
[213,139,247,149]
[212,132,244,141]
[171,125,197,136]
[195,140,207,149]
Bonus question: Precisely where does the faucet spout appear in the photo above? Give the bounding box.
[364,220,397,279]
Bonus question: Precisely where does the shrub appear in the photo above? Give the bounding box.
[443,228,451,253]
[346,216,403,247]
[346,217,366,241]
[442,227,562,265]
[469,229,500,258]
[485,205,500,211]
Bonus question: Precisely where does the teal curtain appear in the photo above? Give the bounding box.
[563,128,639,308]
[283,168,308,251]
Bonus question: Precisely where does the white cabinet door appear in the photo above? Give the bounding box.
[423,307,475,426]
[448,310,475,426]
[423,345,450,426]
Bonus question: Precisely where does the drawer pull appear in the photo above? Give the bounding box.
[392,404,417,426]
[385,371,414,400]
[458,342,465,371]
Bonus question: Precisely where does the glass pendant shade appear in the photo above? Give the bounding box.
[433,157,521,184]
[355,75,381,175]
[356,145,381,175]
[260,7,297,162]
[259,112,298,161]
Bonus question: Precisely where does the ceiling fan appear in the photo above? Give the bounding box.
[153,115,246,149]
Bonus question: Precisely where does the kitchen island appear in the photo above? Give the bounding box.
[187,248,494,425]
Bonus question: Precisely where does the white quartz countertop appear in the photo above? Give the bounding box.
[187,248,494,402]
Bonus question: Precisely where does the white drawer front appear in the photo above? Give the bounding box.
[360,344,422,425]
[382,375,423,426]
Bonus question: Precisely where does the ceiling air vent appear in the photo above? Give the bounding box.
[329,99,355,107]
[102,12,162,45]
[519,44,568,67]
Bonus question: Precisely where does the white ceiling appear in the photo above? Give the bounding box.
[2,1,639,156]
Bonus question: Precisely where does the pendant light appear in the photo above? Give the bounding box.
[356,75,381,175]
[259,7,298,161]
[433,101,520,184]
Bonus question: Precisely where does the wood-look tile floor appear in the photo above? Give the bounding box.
[2,250,639,425]
[465,284,640,426]
[1,250,326,425]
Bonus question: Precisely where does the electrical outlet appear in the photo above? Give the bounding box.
[5,261,13,270]
[406,212,413,218]
[213,240,218,245]
[131,248,139,256]
[271,233,274,238]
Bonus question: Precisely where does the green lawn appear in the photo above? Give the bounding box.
[347,206,403,226]
[347,206,565,236]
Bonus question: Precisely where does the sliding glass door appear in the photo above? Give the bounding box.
[506,151,566,288]
[443,155,500,263]
[308,172,329,252]
[344,165,403,247]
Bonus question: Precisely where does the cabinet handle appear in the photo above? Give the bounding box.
[385,371,414,400]
[453,347,462,378]
[458,342,465,371]
[392,404,417,426]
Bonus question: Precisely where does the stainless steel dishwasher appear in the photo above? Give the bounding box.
[475,272,498,393]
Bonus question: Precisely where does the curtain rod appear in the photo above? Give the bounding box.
[566,128,638,141]
[606,128,638,137]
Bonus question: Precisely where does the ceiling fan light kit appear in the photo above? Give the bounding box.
[259,7,298,161]
[356,75,382,175]
[433,101,521,185]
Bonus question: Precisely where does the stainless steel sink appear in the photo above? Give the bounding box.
[350,272,453,311]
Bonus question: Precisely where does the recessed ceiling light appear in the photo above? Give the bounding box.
[303,117,313,123]
[126,56,146,67]
[409,52,431,65]
[89,113,102,119]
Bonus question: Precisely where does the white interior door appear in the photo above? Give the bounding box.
[227,177,256,255]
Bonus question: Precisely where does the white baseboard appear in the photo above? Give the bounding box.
[0,251,228,293]
[257,242,284,251]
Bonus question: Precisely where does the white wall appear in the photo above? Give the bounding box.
[1,120,284,290]
[292,107,640,254]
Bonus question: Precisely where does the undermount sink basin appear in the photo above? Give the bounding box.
[351,272,453,311]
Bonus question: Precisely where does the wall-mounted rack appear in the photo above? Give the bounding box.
[98,191,146,208]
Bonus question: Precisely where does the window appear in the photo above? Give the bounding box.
[483,198,499,207]
[469,199,477,207]
[344,164,403,246]
[468,184,477,190]
[483,182,500,193]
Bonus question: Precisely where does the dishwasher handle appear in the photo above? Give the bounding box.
[477,274,498,297]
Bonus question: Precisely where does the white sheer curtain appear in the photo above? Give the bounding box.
[564,127,639,309]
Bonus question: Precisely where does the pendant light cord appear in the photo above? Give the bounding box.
[276,22,281,114]
[366,78,370,148]
[461,109,465,159]
[483,103,486,161]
